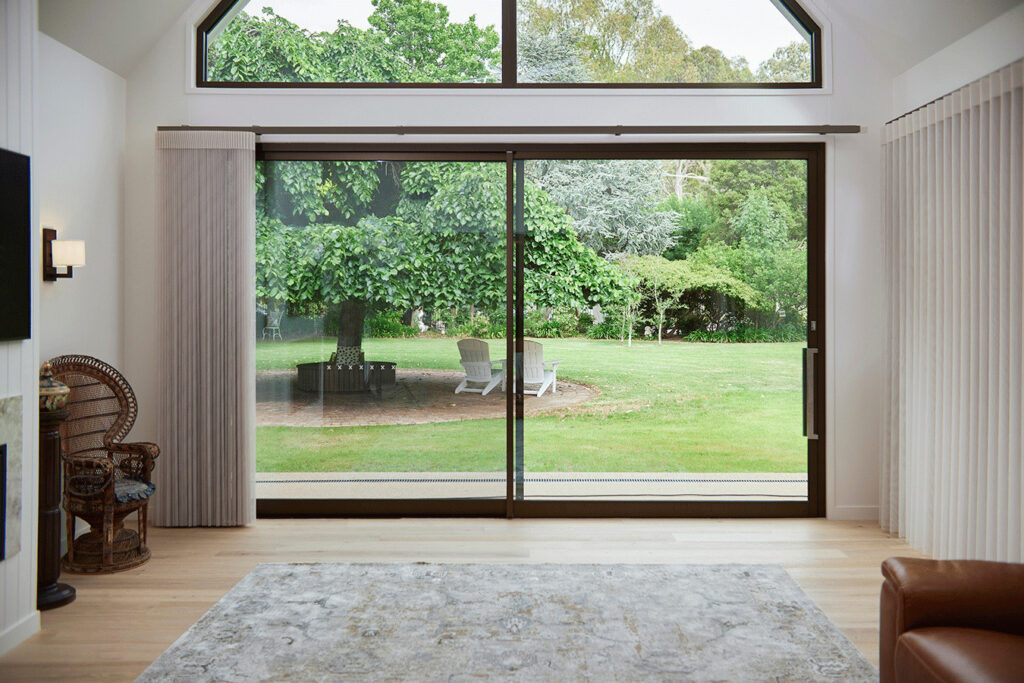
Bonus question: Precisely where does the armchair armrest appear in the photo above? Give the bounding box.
[543,360,562,368]
[108,441,160,478]
[880,557,1024,682]
[883,557,1024,633]
[64,456,115,498]
[489,359,506,368]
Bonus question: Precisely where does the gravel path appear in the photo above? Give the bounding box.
[256,368,598,427]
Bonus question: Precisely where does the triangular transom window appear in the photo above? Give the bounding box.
[197,0,821,88]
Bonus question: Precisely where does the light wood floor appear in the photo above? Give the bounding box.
[0,518,922,681]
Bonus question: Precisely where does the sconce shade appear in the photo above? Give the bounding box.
[51,240,86,268]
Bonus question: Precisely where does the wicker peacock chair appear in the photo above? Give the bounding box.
[49,355,159,573]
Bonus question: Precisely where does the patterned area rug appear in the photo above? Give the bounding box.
[138,563,876,682]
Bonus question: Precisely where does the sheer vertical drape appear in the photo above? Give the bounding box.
[153,130,256,527]
[882,60,1023,561]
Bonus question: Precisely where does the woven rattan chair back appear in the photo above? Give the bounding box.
[49,355,138,460]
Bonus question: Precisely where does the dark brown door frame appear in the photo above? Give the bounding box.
[255,141,826,519]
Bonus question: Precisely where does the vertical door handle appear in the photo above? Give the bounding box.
[803,347,819,440]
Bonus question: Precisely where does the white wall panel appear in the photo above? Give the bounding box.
[0,0,40,657]
[37,34,125,366]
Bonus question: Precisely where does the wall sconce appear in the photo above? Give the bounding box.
[42,228,86,281]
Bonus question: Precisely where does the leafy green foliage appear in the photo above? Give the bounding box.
[516,30,590,82]
[449,313,505,339]
[367,311,419,338]
[528,159,676,256]
[523,308,581,338]
[757,41,812,83]
[684,324,805,343]
[207,0,499,83]
[519,0,810,84]
[367,0,500,82]
[256,161,627,343]
[584,319,622,339]
[519,0,696,82]
[617,252,760,336]
[207,0,810,87]
[705,159,808,242]
[730,188,789,250]
[661,194,715,260]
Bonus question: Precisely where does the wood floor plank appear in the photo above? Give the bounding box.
[0,518,923,681]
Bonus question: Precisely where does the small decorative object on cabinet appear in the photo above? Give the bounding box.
[49,355,159,573]
[37,362,75,609]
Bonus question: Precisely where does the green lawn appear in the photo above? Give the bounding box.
[256,336,807,474]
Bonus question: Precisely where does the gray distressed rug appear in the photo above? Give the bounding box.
[138,563,876,682]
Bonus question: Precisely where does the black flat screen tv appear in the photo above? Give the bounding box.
[0,147,30,341]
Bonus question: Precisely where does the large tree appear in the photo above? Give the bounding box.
[704,159,808,243]
[257,161,625,359]
[519,0,700,82]
[527,159,677,256]
[515,30,590,82]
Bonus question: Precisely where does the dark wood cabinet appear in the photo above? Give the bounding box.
[38,409,75,610]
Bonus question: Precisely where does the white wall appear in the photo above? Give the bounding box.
[0,0,40,658]
[892,3,1024,117]
[36,34,125,365]
[120,0,893,521]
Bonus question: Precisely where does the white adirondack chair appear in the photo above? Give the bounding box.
[523,340,561,397]
[454,338,506,396]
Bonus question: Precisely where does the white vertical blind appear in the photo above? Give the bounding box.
[882,59,1023,561]
[153,130,256,527]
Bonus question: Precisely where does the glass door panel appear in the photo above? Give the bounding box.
[255,159,507,500]
[515,157,812,503]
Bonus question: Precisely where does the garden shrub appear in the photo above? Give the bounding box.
[684,323,806,343]
[451,313,505,339]
[367,311,418,338]
[524,308,579,338]
[585,321,620,339]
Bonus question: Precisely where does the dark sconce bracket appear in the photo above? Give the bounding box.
[42,228,73,281]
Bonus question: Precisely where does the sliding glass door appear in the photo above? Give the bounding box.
[511,151,823,514]
[253,144,824,517]
[255,158,508,505]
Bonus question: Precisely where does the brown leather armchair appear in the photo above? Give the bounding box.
[881,557,1024,682]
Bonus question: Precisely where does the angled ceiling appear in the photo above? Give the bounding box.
[38,0,200,77]
[823,0,1023,76]
[37,0,1024,80]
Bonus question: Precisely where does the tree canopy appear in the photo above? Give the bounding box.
[207,0,499,83]
[527,159,677,256]
[206,0,810,85]
[518,0,808,84]
[256,161,626,338]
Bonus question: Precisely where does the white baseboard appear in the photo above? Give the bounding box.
[828,504,880,521]
[0,610,40,657]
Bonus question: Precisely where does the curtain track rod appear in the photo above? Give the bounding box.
[157,124,860,136]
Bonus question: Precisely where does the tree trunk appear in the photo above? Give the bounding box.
[335,299,366,365]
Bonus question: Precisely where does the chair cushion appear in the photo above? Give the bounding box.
[896,627,1024,682]
[114,477,156,503]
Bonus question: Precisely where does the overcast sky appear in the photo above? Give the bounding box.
[244,0,803,67]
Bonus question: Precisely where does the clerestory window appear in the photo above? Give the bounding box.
[197,0,822,88]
